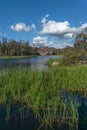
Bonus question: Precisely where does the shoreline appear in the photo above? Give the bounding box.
[0,55,35,59]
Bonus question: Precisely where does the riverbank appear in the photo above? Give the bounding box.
[0,55,34,59]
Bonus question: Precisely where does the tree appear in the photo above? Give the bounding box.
[8,39,17,56]
[61,29,87,66]
[1,37,8,55]
[62,48,85,65]
[74,28,87,51]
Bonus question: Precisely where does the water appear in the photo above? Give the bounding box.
[0,55,59,70]
[0,104,39,130]
[0,93,87,130]
[0,103,76,130]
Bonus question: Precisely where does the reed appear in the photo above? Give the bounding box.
[0,65,87,129]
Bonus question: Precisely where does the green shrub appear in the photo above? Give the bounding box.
[61,48,86,65]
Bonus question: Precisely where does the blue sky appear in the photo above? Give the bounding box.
[0,0,87,48]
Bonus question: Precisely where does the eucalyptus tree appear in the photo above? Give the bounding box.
[0,37,8,55]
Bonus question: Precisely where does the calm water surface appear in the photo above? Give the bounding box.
[0,55,59,69]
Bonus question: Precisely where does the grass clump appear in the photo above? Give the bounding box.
[0,65,87,105]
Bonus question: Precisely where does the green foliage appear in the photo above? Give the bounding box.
[0,55,33,59]
[0,37,60,56]
[0,38,35,56]
[0,66,87,104]
[61,29,87,66]
[74,30,87,51]
[46,57,62,66]
[61,48,86,65]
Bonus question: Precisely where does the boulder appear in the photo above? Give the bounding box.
[52,62,59,66]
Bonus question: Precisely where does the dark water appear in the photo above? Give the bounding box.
[0,94,87,130]
[0,103,76,130]
[0,104,39,130]
[0,55,59,70]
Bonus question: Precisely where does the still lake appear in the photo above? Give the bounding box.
[0,55,59,69]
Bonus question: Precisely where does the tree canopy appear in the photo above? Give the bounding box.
[61,29,87,65]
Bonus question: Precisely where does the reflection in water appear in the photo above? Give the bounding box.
[0,55,59,70]
[0,104,76,130]
[0,93,87,130]
[0,58,30,69]
[0,103,39,130]
[78,97,87,130]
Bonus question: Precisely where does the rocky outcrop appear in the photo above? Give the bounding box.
[37,47,49,55]
[37,47,59,55]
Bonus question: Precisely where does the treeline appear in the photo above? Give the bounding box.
[0,38,38,56]
[62,29,87,65]
[0,38,62,56]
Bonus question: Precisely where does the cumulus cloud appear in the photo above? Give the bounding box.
[32,36,57,48]
[32,36,47,47]
[41,15,87,39]
[10,23,36,32]
[32,35,73,48]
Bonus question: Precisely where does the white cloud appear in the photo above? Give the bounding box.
[41,14,49,25]
[64,33,74,38]
[41,15,87,39]
[32,36,47,47]
[44,41,55,48]
[45,14,49,18]
[32,35,73,48]
[10,23,36,32]
[41,19,76,36]
[46,41,54,46]
[79,23,87,31]
[55,42,73,49]
[46,41,73,48]
[40,15,87,48]
[31,24,36,29]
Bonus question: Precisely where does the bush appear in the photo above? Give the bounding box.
[61,48,86,66]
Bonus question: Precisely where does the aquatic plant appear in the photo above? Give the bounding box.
[0,65,87,129]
